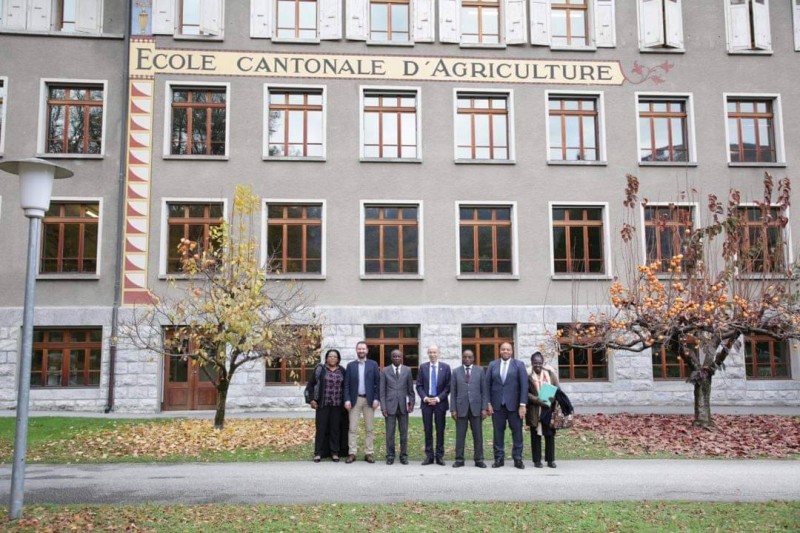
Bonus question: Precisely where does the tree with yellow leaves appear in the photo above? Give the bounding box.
[561,173,799,427]
[123,185,322,429]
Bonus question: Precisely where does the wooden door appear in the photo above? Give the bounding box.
[162,337,218,411]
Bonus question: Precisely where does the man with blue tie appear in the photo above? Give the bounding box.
[486,342,528,469]
[415,344,451,465]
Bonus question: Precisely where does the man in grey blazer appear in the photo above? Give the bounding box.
[380,349,415,465]
[449,349,488,468]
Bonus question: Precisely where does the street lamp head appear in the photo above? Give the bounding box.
[0,158,73,219]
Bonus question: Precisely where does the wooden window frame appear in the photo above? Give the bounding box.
[40,200,100,275]
[58,0,77,31]
[726,98,777,163]
[460,0,501,44]
[169,86,227,156]
[264,326,321,385]
[266,203,324,274]
[461,324,515,367]
[267,88,324,158]
[458,205,514,275]
[643,204,693,273]
[361,89,419,160]
[31,327,102,388]
[455,92,510,161]
[164,201,224,274]
[551,0,590,47]
[737,205,787,274]
[744,335,791,380]
[45,84,104,155]
[362,204,420,275]
[652,344,688,380]
[557,323,608,381]
[551,205,606,275]
[548,95,600,162]
[276,0,319,39]
[637,98,689,162]
[364,325,420,379]
[369,0,411,41]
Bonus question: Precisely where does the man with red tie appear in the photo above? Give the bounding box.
[415,344,451,465]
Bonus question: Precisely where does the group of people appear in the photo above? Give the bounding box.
[304,341,573,469]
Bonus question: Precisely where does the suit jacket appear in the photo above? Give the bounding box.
[449,365,488,417]
[380,365,415,414]
[343,358,380,406]
[415,361,451,410]
[486,358,528,410]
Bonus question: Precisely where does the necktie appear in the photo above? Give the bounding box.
[431,365,438,396]
[395,366,399,377]
[501,361,508,383]
[466,366,471,384]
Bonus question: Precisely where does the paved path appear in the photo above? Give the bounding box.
[1,460,798,505]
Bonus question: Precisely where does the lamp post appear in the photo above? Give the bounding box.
[0,158,73,520]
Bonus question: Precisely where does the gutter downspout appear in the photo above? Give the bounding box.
[106,0,133,413]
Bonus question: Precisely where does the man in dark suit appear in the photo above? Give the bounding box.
[380,349,415,465]
[486,342,528,469]
[344,341,380,463]
[449,349,488,468]
[415,344,451,465]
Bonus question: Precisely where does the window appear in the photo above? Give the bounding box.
[364,325,420,379]
[531,0,616,48]
[439,0,526,45]
[369,0,410,41]
[31,328,102,387]
[795,0,800,51]
[0,78,5,154]
[363,203,420,275]
[152,0,223,37]
[169,85,227,156]
[252,0,341,40]
[736,205,787,274]
[643,204,693,273]
[362,89,419,160]
[41,201,100,275]
[264,326,321,384]
[637,96,693,163]
[551,206,606,275]
[744,335,791,379]
[726,97,779,164]
[0,0,102,33]
[557,323,607,380]
[266,203,323,274]
[461,325,514,366]
[652,344,687,379]
[266,87,324,159]
[455,92,512,161]
[547,94,602,162]
[45,84,104,155]
[638,0,684,50]
[458,205,514,274]
[725,0,771,53]
[165,202,224,274]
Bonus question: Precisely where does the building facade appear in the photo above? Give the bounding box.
[1,0,799,413]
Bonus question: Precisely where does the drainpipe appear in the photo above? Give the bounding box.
[106,0,133,413]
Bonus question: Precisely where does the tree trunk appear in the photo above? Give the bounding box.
[693,373,713,428]
[214,380,229,430]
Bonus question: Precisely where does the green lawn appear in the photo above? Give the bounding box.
[2,501,799,532]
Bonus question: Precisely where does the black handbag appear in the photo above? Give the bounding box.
[551,403,574,430]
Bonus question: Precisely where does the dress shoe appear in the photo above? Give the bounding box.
[475,461,487,468]
[345,454,356,464]
[547,461,557,468]
[452,461,465,468]
[365,454,375,464]
[491,459,504,468]
[313,456,321,463]
[332,455,340,463]
[435,458,445,466]
[399,457,409,465]
[386,457,395,465]
[534,462,543,468]
[421,457,434,465]
[514,459,525,470]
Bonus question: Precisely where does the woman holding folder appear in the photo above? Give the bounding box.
[526,352,560,468]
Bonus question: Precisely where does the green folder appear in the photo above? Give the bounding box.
[538,382,558,404]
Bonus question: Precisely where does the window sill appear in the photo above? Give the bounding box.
[547,160,607,167]
[37,274,100,281]
[459,43,507,49]
[549,45,598,52]
[36,153,103,160]
[366,40,414,47]
[551,274,612,281]
[361,274,423,280]
[264,382,307,387]
[639,161,698,167]
[728,162,786,168]
[172,34,224,42]
[263,156,326,162]
[454,159,515,165]
[639,47,685,54]
[0,29,123,39]
[728,49,772,55]
[163,155,229,161]
[736,272,789,280]
[457,274,519,280]
[31,386,101,390]
[268,274,326,280]
[272,37,321,44]
[360,157,422,164]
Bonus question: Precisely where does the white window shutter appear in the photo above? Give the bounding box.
[346,0,368,40]
[594,0,615,47]
[152,0,176,35]
[664,0,683,48]
[250,0,272,38]
[751,0,771,50]
[320,0,342,39]
[529,0,549,45]
[503,0,526,44]
[794,0,800,51]
[200,0,223,36]
[75,0,102,33]
[27,0,51,31]
[726,0,751,51]
[413,0,435,42]
[639,0,664,48]
[2,0,28,30]
[439,0,459,43]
